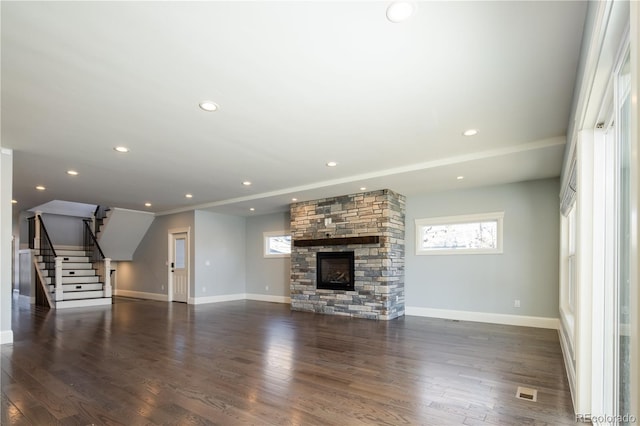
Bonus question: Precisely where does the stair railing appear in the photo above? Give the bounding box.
[83,219,112,298]
[92,205,109,236]
[34,215,63,301]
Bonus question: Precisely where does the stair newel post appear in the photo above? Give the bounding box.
[55,257,64,301]
[104,258,112,298]
[34,211,42,250]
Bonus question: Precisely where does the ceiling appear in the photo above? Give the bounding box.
[2,1,587,217]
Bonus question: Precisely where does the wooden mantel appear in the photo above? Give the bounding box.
[293,236,380,247]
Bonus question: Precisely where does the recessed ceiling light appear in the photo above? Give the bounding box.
[249,207,255,211]
[11,200,17,204]
[199,101,219,112]
[242,181,252,186]
[144,202,152,207]
[360,187,367,191]
[463,129,478,137]
[326,161,338,167]
[457,176,465,180]
[67,170,79,176]
[291,198,298,202]
[114,146,130,153]
[386,1,415,23]
[35,185,46,191]
[185,193,193,198]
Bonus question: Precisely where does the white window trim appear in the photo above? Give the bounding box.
[263,230,291,258]
[415,211,504,256]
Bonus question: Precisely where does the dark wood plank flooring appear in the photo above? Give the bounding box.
[1,296,576,425]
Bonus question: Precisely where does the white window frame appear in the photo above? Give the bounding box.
[415,212,504,255]
[263,231,291,258]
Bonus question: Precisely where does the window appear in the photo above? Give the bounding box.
[263,231,291,258]
[415,212,504,255]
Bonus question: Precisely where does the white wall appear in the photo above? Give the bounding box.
[245,211,290,301]
[193,210,246,300]
[405,178,560,325]
[1,148,14,344]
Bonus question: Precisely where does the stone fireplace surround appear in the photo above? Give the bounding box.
[290,189,405,320]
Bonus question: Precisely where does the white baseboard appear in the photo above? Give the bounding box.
[0,330,13,345]
[405,306,559,329]
[245,293,291,304]
[114,289,168,302]
[189,293,246,305]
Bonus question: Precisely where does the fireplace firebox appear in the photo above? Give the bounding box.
[316,252,355,291]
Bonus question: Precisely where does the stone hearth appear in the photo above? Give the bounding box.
[290,189,405,320]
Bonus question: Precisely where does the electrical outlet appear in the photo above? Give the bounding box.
[265,285,269,291]
[161,285,164,290]
[514,299,521,308]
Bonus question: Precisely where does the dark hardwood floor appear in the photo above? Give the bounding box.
[1,296,576,425]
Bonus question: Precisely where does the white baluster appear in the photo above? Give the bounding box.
[55,257,63,301]
[34,211,42,250]
[104,258,112,298]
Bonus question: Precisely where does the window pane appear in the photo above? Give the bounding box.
[421,220,498,250]
[174,238,185,268]
[267,235,291,255]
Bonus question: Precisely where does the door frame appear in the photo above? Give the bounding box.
[168,227,190,303]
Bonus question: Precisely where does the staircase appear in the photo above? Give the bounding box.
[35,248,112,308]
[29,214,112,310]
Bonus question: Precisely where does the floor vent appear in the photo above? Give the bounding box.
[516,386,538,402]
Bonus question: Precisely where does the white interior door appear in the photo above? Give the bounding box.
[170,232,188,303]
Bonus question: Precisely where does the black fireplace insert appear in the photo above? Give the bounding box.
[316,251,355,291]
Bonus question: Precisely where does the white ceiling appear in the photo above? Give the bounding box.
[2,1,587,217]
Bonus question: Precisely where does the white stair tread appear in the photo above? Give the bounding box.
[50,283,103,292]
[60,256,89,262]
[62,263,93,270]
[55,298,111,309]
[59,291,106,301]
[56,250,88,256]
[62,276,100,284]
[62,269,96,276]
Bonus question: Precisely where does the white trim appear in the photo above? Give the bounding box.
[114,289,169,302]
[111,207,155,216]
[263,230,291,258]
[188,293,246,305]
[559,321,578,412]
[55,298,112,309]
[415,211,504,255]
[0,330,14,345]
[245,293,291,304]
[405,306,559,329]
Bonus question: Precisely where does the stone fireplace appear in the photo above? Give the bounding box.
[290,189,405,320]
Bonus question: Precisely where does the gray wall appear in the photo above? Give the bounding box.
[118,211,193,295]
[245,211,290,297]
[1,148,13,343]
[40,213,85,247]
[18,213,83,248]
[193,210,246,297]
[405,178,560,318]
